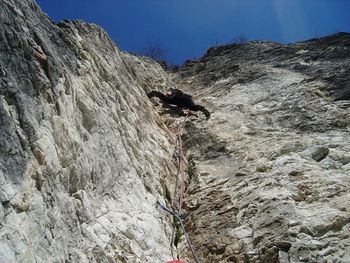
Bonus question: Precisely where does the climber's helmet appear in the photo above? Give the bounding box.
[166,86,176,96]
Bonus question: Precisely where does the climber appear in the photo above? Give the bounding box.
[147,86,210,119]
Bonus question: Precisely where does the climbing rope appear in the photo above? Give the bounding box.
[157,115,201,263]
[157,201,200,263]
[174,115,189,214]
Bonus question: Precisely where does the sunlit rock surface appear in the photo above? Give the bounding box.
[0,0,176,262]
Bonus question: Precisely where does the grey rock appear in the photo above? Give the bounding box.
[312,146,329,162]
[0,0,175,262]
[171,31,350,262]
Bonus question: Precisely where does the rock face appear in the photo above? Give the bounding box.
[172,34,350,262]
[0,0,176,262]
[1,0,350,263]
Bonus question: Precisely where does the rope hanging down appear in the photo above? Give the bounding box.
[157,201,200,263]
[158,116,201,263]
[174,116,188,214]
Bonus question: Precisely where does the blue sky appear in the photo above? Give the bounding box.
[36,0,350,64]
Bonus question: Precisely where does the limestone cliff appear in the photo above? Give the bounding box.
[172,34,350,262]
[1,0,176,262]
[1,0,350,263]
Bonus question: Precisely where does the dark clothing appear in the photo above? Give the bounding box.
[148,89,210,119]
[165,89,195,108]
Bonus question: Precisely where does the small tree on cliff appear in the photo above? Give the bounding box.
[144,43,166,61]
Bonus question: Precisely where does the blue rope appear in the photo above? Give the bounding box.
[157,201,201,263]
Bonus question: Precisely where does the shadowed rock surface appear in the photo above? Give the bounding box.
[1,0,350,262]
[171,33,350,262]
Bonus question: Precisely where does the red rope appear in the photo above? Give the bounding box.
[159,115,201,263]
[178,134,185,214]
[175,115,188,214]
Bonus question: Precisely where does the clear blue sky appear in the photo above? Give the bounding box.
[36,0,350,65]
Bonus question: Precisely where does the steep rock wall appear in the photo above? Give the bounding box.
[1,0,350,263]
[0,0,176,262]
[171,34,350,262]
